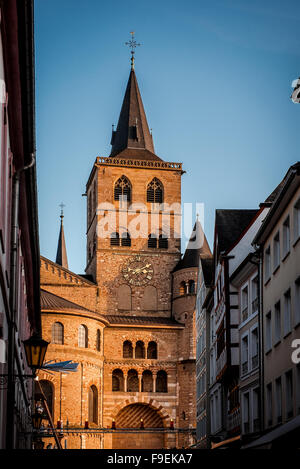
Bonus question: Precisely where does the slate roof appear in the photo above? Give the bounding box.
[173,220,212,272]
[41,289,91,313]
[201,257,214,286]
[215,209,258,254]
[109,69,162,161]
[55,216,68,269]
[106,315,184,327]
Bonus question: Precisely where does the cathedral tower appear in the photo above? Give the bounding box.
[39,48,199,449]
[85,66,183,319]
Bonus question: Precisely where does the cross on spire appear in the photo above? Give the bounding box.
[125,31,141,70]
[59,202,65,219]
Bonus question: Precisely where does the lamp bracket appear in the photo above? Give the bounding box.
[0,373,35,389]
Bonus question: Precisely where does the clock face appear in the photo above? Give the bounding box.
[121,255,154,286]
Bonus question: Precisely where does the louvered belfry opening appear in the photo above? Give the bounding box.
[148,233,157,248]
[158,234,168,249]
[110,232,120,246]
[121,231,131,247]
[147,178,163,203]
[114,175,131,202]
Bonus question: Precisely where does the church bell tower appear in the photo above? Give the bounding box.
[85,40,183,318]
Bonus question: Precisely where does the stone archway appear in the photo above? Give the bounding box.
[112,403,166,449]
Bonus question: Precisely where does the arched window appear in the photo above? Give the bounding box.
[148,234,157,248]
[110,232,120,246]
[88,385,98,424]
[38,380,54,418]
[135,341,145,359]
[123,340,133,358]
[78,325,88,348]
[147,341,157,359]
[112,369,124,392]
[147,178,163,203]
[179,282,186,296]
[188,280,195,294]
[142,370,153,392]
[114,175,131,202]
[121,231,131,247]
[51,322,64,345]
[158,234,168,249]
[96,329,101,352]
[156,370,168,393]
[127,369,139,392]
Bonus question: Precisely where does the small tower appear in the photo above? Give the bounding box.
[55,203,68,269]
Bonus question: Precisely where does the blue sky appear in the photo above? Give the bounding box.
[35,0,300,274]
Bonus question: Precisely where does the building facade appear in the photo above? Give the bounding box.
[0,0,41,449]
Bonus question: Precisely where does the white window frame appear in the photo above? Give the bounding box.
[282,216,290,258]
[250,324,259,370]
[283,289,292,337]
[241,281,249,324]
[285,370,293,420]
[242,391,250,434]
[265,311,272,353]
[273,231,280,272]
[250,273,259,316]
[265,246,271,282]
[241,331,249,376]
[266,382,273,427]
[274,301,281,345]
[295,277,300,327]
[293,198,300,243]
[275,376,282,424]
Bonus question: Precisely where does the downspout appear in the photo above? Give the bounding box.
[6,152,35,449]
[258,248,264,432]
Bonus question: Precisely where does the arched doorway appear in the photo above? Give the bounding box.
[112,403,165,449]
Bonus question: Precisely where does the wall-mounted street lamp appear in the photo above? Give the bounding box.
[23,334,49,371]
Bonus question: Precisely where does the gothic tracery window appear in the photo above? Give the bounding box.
[147,178,163,203]
[114,175,131,202]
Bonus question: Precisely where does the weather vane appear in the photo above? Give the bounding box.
[125,31,141,70]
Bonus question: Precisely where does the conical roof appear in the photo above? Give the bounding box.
[173,220,212,272]
[110,69,162,161]
[55,214,68,269]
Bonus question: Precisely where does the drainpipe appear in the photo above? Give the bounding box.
[250,248,264,433]
[6,153,35,449]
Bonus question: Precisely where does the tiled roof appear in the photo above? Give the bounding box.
[41,289,91,312]
[106,315,184,327]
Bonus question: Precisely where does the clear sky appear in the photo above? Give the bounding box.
[35,0,300,274]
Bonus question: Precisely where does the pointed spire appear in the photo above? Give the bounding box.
[173,220,212,272]
[56,204,69,269]
[110,68,161,159]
